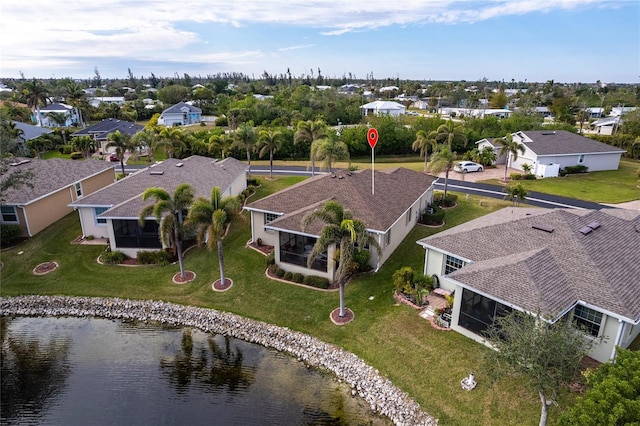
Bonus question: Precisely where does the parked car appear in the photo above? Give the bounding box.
[109,153,119,162]
[454,161,483,173]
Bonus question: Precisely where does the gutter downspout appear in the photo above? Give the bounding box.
[610,320,625,361]
[17,206,32,237]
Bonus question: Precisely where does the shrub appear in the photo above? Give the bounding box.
[283,271,293,281]
[523,173,537,180]
[102,250,127,264]
[247,178,260,187]
[434,192,457,207]
[274,267,285,278]
[510,172,522,180]
[352,249,371,272]
[0,224,22,246]
[563,165,589,174]
[303,275,330,289]
[70,151,83,160]
[292,273,304,283]
[420,204,444,225]
[137,250,172,265]
[59,145,73,154]
[265,251,275,266]
[214,116,228,126]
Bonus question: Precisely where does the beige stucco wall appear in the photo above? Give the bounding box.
[22,187,76,236]
[77,207,110,239]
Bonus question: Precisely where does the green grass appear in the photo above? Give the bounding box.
[481,159,640,204]
[1,182,569,426]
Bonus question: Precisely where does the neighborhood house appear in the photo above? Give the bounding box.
[417,207,640,363]
[244,168,436,284]
[69,156,247,258]
[157,102,202,126]
[71,118,144,155]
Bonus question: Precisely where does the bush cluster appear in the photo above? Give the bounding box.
[560,165,589,176]
[137,250,173,265]
[303,275,330,289]
[269,265,329,289]
[0,224,22,246]
[420,205,444,225]
[70,152,83,160]
[510,173,536,180]
[101,250,127,264]
[59,145,73,155]
[434,192,457,207]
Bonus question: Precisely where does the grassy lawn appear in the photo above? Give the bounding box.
[481,159,640,204]
[2,180,573,425]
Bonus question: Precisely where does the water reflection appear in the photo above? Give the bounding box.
[160,331,255,395]
[0,317,71,423]
[1,317,390,425]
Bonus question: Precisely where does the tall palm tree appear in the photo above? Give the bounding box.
[157,127,187,159]
[64,81,86,127]
[497,133,526,182]
[106,130,135,175]
[0,119,26,156]
[186,186,242,288]
[22,79,49,127]
[301,200,381,318]
[139,184,195,279]
[433,119,467,151]
[256,128,283,180]
[131,129,158,163]
[208,133,233,159]
[314,136,350,173]
[412,129,438,171]
[294,119,328,176]
[427,144,457,198]
[71,135,97,159]
[233,122,257,176]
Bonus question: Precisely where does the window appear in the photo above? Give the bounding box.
[1,205,18,223]
[94,207,108,225]
[573,305,602,337]
[264,213,279,224]
[405,207,412,225]
[459,288,513,335]
[578,154,585,163]
[444,254,465,274]
[74,182,82,197]
[384,230,391,246]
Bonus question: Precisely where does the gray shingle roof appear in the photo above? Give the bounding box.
[521,130,626,156]
[1,158,114,204]
[70,156,247,218]
[12,121,53,141]
[418,208,640,322]
[71,118,144,141]
[245,168,436,233]
[161,102,202,114]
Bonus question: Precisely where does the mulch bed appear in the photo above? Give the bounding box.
[33,262,58,275]
[248,242,274,256]
[330,308,354,325]
[172,270,196,284]
[212,278,233,292]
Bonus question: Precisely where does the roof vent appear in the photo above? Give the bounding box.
[338,175,344,179]
[532,224,554,233]
[149,171,164,175]
[541,131,556,135]
[578,226,593,235]
[176,163,183,167]
[586,221,601,230]
[331,174,336,178]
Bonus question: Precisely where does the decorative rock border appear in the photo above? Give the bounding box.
[172,271,196,284]
[0,296,437,426]
[33,261,58,275]
[212,278,233,292]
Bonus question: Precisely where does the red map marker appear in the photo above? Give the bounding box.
[367,128,378,149]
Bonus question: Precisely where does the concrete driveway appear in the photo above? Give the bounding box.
[434,165,516,182]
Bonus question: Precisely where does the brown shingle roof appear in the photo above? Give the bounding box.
[70,156,247,218]
[419,208,640,321]
[1,158,114,204]
[246,168,436,233]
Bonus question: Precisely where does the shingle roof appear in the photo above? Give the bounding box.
[12,121,53,141]
[360,101,406,110]
[70,156,247,218]
[245,168,436,233]
[1,158,114,204]
[161,102,202,114]
[40,103,73,111]
[521,130,626,156]
[71,118,144,141]
[418,208,640,322]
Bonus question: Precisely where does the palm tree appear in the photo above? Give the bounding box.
[497,133,526,182]
[433,119,467,151]
[157,127,187,159]
[294,119,328,176]
[256,128,283,179]
[71,135,97,159]
[131,129,158,163]
[139,184,195,279]
[233,122,257,176]
[186,186,242,288]
[46,112,70,144]
[301,200,381,318]
[505,183,528,206]
[0,119,26,156]
[412,129,438,171]
[314,136,350,173]
[208,133,233,159]
[22,79,49,127]
[427,144,456,198]
[106,130,135,175]
[64,81,86,127]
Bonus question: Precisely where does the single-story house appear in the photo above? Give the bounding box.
[590,116,621,135]
[69,156,247,258]
[71,119,144,155]
[11,121,54,141]
[244,168,436,283]
[417,207,640,363]
[477,130,626,177]
[36,103,79,127]
[1,158,115,237]
[585,107,604,119]
[88,96,126,108]
[610,107,636,117]
[360,101,406,117]
[158,102,202,126]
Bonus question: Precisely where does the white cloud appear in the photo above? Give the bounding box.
[277,44,314,52]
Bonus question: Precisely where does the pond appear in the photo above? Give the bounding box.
[1,316,391,425]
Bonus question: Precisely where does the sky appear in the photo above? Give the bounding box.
[1,0,638,84]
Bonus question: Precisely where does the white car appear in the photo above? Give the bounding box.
[454,161,483,173]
